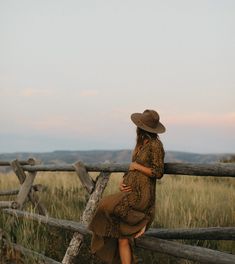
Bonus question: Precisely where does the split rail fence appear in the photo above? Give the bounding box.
[0,159,235,264]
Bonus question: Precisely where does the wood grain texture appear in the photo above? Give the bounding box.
[19,162,235,177]
[4,209,235,241]
[62,172,111,264]
[0,201,18,209]
[0,184,47,196]
[10,159,48,215]
[73,161,95,194]
[136,235,235,264]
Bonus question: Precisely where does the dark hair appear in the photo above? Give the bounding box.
[132,127,158,160]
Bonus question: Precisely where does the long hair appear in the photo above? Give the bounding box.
[132,127,158,161]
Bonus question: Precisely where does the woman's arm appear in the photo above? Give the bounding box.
[129,162,153,177]
[129,140,165,179]
[129,161,164,179]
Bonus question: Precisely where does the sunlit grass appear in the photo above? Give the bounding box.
[0,171,235,263]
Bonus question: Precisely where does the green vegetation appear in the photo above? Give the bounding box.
[0,171,235,263]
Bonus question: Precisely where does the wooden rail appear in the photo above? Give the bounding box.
[1,160,235,177]
[20,162,235,177]
[4,209,235,240]
[135,236,235,264]
[0,159,235,264]
[0,160,31,166]
[3,209,235,264]
[0,184,47,196]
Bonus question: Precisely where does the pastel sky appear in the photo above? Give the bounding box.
[0,0,234,154]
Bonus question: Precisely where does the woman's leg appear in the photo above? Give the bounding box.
[118,238,132,264]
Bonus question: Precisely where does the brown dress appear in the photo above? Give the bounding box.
[88,138,165,263]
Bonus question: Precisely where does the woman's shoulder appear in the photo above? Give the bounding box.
[148,138,164,151]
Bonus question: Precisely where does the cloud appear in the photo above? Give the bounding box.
[21,88,53,97]
[0,88,16,97]
[79,89,99,97]
[165,112,235,126]
[0,87,54,98]
[22,115,97,137]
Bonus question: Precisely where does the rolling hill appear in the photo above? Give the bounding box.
[0,150,233,165]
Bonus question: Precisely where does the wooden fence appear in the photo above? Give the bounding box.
[0,159,235,264]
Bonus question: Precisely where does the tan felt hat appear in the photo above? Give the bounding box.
[131,109,166,134]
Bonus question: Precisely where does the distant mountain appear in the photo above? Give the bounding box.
[0,150,233,167]
[165,151,233,163]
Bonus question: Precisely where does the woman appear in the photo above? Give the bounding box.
[88,109,165,264]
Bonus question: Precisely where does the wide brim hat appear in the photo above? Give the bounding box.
[131,109,166,134]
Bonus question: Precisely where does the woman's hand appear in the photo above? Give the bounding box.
[134,225,146,238]
[119,179,132,192]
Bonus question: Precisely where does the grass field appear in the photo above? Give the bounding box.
[0,171,235,263]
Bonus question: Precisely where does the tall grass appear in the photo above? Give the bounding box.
[0,171,235,263]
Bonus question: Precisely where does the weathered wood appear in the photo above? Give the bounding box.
[164,162,235,177]
[10,159,48,216]
[0,201,18,209]
[15,171,36,209]
[20,162,235,177]
[0,160,30,166]
[4,209,235,241]
[62,172,111,264]
[147,226,235,240]
[1,159,235,263]
[73,161,95,194]
[28,158,48,216]
[3,209,90,235]
[22,163,121,172]
[0,189,20,196]
[29,190,48,216]
[10,159,27,183]
[81,172,112,225]
[0,184,47,196]
[4,209,235,264]
[136,235,235,264]
[5,174,115,264]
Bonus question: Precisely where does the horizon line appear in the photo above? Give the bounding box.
[0,149,234,156]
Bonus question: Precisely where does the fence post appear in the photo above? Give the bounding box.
[10,159,47,215]
[62,171,111,264]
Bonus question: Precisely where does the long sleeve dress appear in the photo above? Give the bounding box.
[88,138,165,263]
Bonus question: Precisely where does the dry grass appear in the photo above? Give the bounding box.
[0,171,235,263]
